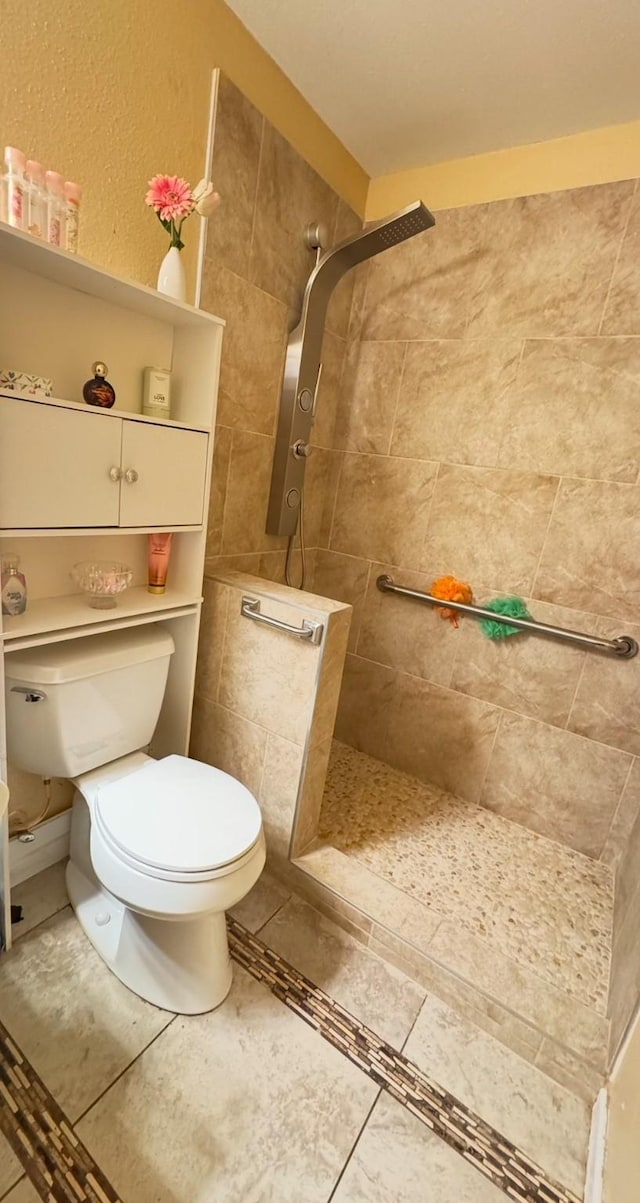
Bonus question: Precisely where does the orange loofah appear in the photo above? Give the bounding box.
[430,575,473,628]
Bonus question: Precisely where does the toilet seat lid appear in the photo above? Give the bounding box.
[94,755,262,874]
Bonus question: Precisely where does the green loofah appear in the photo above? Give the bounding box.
[480,596,533,639]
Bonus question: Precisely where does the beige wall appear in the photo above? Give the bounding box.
[605,1007,640,1203]
[366,119,640,217]
[200,75,359,578]
[1,0,367,296]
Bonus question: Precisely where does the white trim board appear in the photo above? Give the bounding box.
[584,1087,608,1203]
[9,810,70,886]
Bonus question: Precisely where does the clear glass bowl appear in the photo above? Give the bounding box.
[71,561,133,609]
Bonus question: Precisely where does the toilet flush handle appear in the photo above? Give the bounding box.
[10,686,47,702]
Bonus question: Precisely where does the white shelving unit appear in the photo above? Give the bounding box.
[0,220,224,951]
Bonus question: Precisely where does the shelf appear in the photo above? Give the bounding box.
[0,526,203,538]
[0,390,211,433]
[0,221,224,331]
[1,586,203,644]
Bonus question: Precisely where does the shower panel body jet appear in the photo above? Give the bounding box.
[266,200,436,537]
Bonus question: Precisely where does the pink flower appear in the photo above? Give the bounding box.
[145,175,194,222]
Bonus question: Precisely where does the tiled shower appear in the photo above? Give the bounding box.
[196,72,640,1098]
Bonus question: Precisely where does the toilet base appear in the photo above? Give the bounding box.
[66,860,233,1014]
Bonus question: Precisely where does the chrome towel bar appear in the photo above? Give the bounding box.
[376,575,638,659]
[241,596,324,645]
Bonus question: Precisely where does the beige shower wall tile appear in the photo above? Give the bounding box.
[362,206,487,340]
[212,569,350,616]
[601,181,640,334]
[201,266,287,436]
[346,262,371,341]
[533,478,640,622]
[335,653,400,761]
[259,733,305,857]
[334,340,407,453]
[331,452,437,567]
[391,339,520,467]
[250,121,339,311]
[194,579,230,702]
[356,563,459,686]
[610,761,640,939]
[205,424,232,558]
[311,608,351,747]
[451,599,587,727]
[219,593,323,744]
[291,736,333,856]
[421,464,559,595]
[481,711,631,857]
[311,550,370,651]
[205,552,262,578]
[608,875,640,1060]
[206,74,263,280]
[336,655,500,803]
[303,447,340,547]
[311,329,346,449]
[325,200,362,338]
[568,619,640,753]
[498,338,640,482]
[466,182,635,337]
[601,757,640,869]
[190,696,267,798]
[221,429,286,556]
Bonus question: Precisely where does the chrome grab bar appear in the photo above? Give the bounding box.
[241,596,324,646]
[376,575,638,659]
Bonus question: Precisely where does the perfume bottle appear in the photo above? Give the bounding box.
[1,554,27,616]
[82,361,116,408]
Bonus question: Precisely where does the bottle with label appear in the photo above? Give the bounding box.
[1,555,27,616]
[64,180,81,253]
[25,159,46,238]
[142,367,171,420]
[3,147,26,229]
[45,170,65,246]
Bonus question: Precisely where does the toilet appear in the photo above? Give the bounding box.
[4,625,266,1014]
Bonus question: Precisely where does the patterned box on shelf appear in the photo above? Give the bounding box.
[0,368,53,398]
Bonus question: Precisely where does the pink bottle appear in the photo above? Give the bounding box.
[3,147,26,229]
[45,169,65,246]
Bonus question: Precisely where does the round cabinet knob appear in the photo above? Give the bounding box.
[292,440,312,459]
[123,467,139,484]
[108,465,122,482]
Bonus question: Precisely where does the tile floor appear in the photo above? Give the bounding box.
[0,861,592,1203]
[319,740,614,1013]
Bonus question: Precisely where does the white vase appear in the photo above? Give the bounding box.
[157,245,186,302]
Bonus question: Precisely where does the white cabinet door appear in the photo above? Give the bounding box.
[0,397,122,528]
[119,423,208,527]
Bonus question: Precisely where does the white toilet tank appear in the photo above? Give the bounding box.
[5,626,175,778]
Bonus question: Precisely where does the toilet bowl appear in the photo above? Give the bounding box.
[5,626,265,1014]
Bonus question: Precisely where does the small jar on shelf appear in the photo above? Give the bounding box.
[1,554,27,616]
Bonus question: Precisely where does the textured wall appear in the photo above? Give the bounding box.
[199,75,360,581]
[1,0,366,294]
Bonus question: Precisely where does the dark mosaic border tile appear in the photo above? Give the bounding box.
[0,1018,123,1203]
[228,916,583,1203]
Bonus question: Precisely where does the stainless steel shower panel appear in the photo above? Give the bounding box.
[266,200,436,537]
